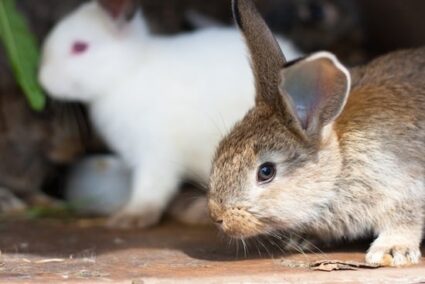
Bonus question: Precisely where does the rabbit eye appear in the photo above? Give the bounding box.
[71,41,89,55]
[257,162,276,184]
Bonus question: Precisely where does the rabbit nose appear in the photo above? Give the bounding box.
[210,212,223,225]
[210,212,224,227]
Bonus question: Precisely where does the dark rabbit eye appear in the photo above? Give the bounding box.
[71,41,89,55]
[257,162,276,183]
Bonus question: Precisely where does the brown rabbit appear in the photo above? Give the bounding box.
[208,0,425,267]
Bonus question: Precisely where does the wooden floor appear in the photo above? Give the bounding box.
[0,218,424,283]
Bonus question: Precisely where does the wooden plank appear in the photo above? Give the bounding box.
[0,218,424,283]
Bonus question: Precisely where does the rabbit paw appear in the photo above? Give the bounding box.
[107,207,162,229]
[366,244,421,267]
[0,187,27,213]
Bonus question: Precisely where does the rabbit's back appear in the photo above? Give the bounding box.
[89,29,256,178]
[351,47,425,90]
[336,47,425,177]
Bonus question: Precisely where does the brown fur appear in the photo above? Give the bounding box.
[209,0,425,267]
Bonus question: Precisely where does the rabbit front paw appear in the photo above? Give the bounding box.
[107,206,163,229]
[366,243,421,266]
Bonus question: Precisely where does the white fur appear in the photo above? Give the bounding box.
[39,1,302,227]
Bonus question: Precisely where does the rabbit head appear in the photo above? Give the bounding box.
[208,0,350,239]
[39,0,146,102]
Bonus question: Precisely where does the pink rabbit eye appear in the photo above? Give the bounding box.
[71,41,89,55]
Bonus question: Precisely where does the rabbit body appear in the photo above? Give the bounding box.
[208,0,424,267]
[39,1,301,227]
[308,48,425,264]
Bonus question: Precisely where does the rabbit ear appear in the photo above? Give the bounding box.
[279,52,351,135]
[98,0,138,21]
[232,0,305,138]
[232,0,286,103]
[233,1,350,139]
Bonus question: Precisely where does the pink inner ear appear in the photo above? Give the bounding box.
[71,41,89,55]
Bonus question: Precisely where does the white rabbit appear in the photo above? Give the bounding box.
[39,0,301,228]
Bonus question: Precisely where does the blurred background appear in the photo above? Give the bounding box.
[0,0,424,215]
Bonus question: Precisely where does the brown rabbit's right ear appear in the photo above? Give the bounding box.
[233,0,350,141]
[232,0,303,135]
[279,52,350,137]
[232,0,286,102]
[98,0,138,21]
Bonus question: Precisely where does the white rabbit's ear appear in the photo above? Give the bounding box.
[278,52,350,136]
[98,0,138,21]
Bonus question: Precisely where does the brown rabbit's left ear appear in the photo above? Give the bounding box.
[279,52,350,136]
[98,0,138,21]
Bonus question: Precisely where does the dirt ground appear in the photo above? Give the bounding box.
[0,217,424,283]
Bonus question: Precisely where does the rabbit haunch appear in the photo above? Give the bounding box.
[38,0,301,228]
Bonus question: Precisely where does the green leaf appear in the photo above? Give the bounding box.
[0,0,46,111]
